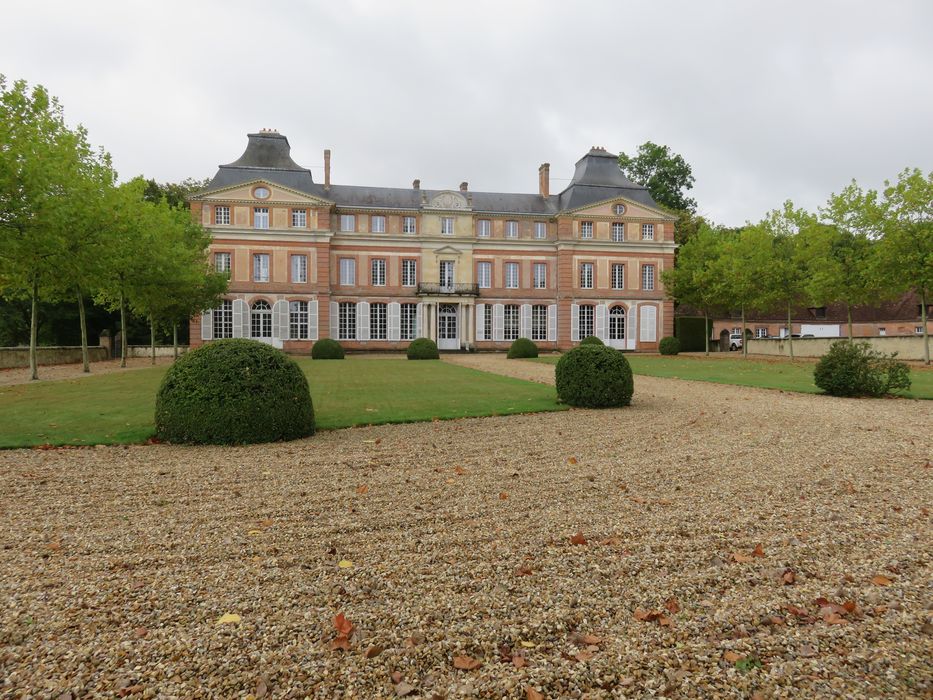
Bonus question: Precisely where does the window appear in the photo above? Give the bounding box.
[483,307,492,341]
[401,303,417,340]
[642,223,654,240]
[533,263,547,289]
[291,254,307,283]
[291,209,307,228]
[755,327,768,338]
[614,204,626,215]
[504,304,519,340]
[441,217,454,235]
[477,261,491,289]
[579,305,595,338]
[534,222,547,239]
[253,186,270,199]
[611,263,625,290]
[580,263,593,289]
[214,252,231,273]
[917,326,925,335]
[289,301,309,339]
[340,214,356,232]
[531,305,547,341]
[253,207,269,229]
[370,302,387,340]
[403,216,417,234]
[580,221,593,239]
[505,220,518,238]
[213,300,233,339]
[477,219,491,237]
[611,223,625,242]
[251,300,272,338]
[339,258,356,286]
[879,327,887,336]
[253,253,270,282]
[608,305,625,341]
[370,215,386,233]
[402,259,417,287]
[338,302,356,340]
[732,327,742,336]
[810,306,827,319]
[371,258,386,286]
[642,264,655,290]
[214,206,230,225]
[439,260,454,289]
[505,262,519,289]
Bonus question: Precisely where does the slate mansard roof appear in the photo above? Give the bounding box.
[199,132,665,216]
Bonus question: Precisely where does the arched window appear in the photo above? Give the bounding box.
[251,300,272,338]
[609,305,626,340]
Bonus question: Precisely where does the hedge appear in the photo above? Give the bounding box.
[674,316,714,352]
[407,337,440,359]
[555,344,634,408]
[311,338,345,359]
[155,339,314,444]
[659,336,681,355]
[580,335,604,346]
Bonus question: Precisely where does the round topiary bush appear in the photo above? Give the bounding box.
[659,336,681,355]
[580,335,604,346]
[155,339,315,445]
[813,340,911,397]
[507,337,539,359]
[555,344,634,408]
[407,337,439,360]
[311,338,345,359]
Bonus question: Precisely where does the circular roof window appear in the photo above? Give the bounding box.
[614,203,626,215]
[253,186,270,199]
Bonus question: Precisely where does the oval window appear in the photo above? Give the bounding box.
[614,203,626,215]
[253,186,271,199]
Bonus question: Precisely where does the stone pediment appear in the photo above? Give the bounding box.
[570,196,675,220]
[198,180,331,206]
[433,245,463,256]
[425,191,471,211]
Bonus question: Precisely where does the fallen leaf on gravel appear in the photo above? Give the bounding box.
[247,529,263,536]
[665,597,680,614]
[871,575,893,586]
[526,688,544,700]
[356,484,369,494]
[732,552,754,563]
[570,632,602,646]
[334,612,353,637]
[404,633,425,648]
[338,560,354,569]
[330,636,351,651]
[515,564,533,576]
[391,671,403,684]
[570,532,587,545]
[454,466,467,475]
[752,543,765,557]
[364,644,384,658]
[216,613,241,625]
[258,519,274,528]
[822,611,847,625]
[46,541,62,551]
[635,608,662,622]
[133,627,148,638]
[255,677,268,698]
[575,649,595,662]
[453,655,482,670]
[512,654,527,668]
[520,640,536,648]
[395,682,415,696]
[723,650,744,663]
[567,457,577,465]
[782,569,796,585]
[600,536,622,545]
[499,491,509,500]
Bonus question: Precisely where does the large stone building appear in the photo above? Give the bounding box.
[189,130,676,352]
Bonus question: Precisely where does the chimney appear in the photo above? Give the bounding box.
[412,179,420,190]
[538,163,550,198]
[323,149,331,191]
[459,181,468,192]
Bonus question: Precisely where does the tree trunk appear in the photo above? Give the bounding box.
[922,289,930,365]
[741,306,748,358]
[119,290,127,368]
[846,303,853,340]
[787,301,794,360]
[150,315,156,365]
[29,276,39,381]
[704,309,710,357]
[77,287,90,373]
[173,323,178,361]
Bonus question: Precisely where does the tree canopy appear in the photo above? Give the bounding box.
[618,141,697,213]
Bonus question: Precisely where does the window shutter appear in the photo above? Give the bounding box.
[200,310,213,340]
[272,300,288,340]
[595,303,608,340]
[329,302,339,339]
[388,302,401,341]
[520,304,532,339]
[416,303,423,338]
[571,303,580,342]
[308,300,319,340]
[547,304,557,342]
[233,299,248,338]
[475,304,486,341]
[640,305,657,342]
[357,301,370,341]
[493,303,504,341]
[628,305,637,349]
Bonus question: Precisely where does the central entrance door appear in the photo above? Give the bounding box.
[438,303,459,350]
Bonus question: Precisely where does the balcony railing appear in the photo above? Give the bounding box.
[417,283,479,296]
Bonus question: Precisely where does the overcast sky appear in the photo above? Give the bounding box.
[4,0,932,226]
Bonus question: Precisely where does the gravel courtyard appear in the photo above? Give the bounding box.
[1,359,930,698]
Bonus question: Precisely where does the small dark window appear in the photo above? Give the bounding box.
[808,306,827,320]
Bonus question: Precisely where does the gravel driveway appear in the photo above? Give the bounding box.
[1,357,930,698]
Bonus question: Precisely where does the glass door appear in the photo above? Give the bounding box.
[438,303,459,350]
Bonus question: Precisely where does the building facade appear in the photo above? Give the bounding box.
[189,131,677,352]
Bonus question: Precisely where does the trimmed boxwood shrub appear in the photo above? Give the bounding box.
[659,336,681,355]
[507,337,539,359]
[675,316,715,352]
[155,339,314,445]
[580,335,604,346]
[813,340,911,397]
[555,345,634,408]
[311,338,345,359]
[407,337,439,360]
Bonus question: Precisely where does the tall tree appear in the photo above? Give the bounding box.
[142,177,210,210]
[717,225,775,358]
[618,141,697,213]
[661,224,729,355]
[873,168,933,364]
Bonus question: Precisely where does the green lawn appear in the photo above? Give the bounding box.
[0,358,565,449]
[532,354,933,399]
